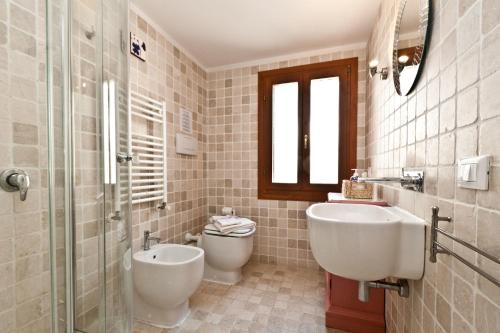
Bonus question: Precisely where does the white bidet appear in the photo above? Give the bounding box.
[133,244,204,328]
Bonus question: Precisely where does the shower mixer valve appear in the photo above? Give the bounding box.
[0,168,30,201]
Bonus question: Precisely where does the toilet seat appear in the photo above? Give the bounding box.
[203,223,256,238]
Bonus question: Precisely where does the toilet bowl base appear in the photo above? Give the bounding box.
[203,262,242,285]
[134,296,190,329]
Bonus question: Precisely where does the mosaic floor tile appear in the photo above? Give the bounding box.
[133,263,349,333]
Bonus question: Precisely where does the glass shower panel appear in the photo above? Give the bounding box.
[46,0,69,331]
[71,1,102,330]
[71,0,131,331]
[101,0,132,332]
[47,0,131,332]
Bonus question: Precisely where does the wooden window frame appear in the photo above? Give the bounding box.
[258,58,358,202]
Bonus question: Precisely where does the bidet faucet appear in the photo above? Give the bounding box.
[143,230,161,250]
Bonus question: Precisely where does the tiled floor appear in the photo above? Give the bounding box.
[133,262,348,333]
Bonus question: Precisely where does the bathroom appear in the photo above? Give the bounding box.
[1,0,499,332]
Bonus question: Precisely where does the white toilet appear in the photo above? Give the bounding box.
[201,222,256,284]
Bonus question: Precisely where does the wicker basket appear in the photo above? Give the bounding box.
[342,180,373,199]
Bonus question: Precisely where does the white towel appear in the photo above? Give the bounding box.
[212,216,256,234]
[210,215,242,227]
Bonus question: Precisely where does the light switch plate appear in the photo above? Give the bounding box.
[457,155,491,190]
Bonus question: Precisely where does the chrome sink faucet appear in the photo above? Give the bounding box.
[352,168,424,192]
[143,230,161,250]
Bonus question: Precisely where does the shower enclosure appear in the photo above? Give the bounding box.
[46,0,132,332]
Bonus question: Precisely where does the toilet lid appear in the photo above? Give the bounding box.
[203,223,256,238]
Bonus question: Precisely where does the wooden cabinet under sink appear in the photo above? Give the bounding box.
[325,273,385,333]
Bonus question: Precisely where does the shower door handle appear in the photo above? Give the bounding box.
[103,80,117,184]
[116,152,133,164]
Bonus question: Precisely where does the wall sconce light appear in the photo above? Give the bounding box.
[398,55,409,64]
[368,59,388,80]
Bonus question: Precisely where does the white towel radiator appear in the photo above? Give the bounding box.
[128,91,167,208]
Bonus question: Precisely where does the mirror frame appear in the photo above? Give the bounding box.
[392,0,433,96]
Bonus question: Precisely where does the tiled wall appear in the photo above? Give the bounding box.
[206,48,367,267]
[128,9,208,252]
[0,0,52,331]
[366,0,500,331]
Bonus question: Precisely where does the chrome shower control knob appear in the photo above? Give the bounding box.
[0,169,30,201]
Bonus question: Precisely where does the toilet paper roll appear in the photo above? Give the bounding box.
[221,207,235,216]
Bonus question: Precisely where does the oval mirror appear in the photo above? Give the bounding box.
[393,0,433,96]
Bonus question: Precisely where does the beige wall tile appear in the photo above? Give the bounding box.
[482,0,500,34]
[426,108,438,138]
[459,0,477,17]
[480,25,500,78]
[457,2,480,54]
[477,208,500,254]
[0,239,13,264]
[453,275,474,324]
[12,123,38,145]
[439,98,455,133]
[452,312,473,333]
[426,137,439,166]
[10,3,36,34]
[475,293,500,333]
[441,0,458,39]
[439,132,455,165]
[0,310,15,332]
[440,63,457,101]
[0,1,6,21]
[479,117,500,162]
[457,44,479,91]
[455,125,477,159]
[456,85,477,126]
[0,22,6,46]
[440,31,457,70]
[479,70,500,120]
[9,27,36,57]
[427,78,440,109]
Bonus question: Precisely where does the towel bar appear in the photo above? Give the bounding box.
[430,206,500,288]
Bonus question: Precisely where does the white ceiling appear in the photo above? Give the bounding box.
[131,0,382,70]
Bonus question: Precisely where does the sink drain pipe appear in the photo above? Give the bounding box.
[358,279,409,302]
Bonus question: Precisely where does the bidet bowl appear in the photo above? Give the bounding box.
[133,244,204,328]
[306,203,425,282]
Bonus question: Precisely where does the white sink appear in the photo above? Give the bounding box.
[306,203,425,282]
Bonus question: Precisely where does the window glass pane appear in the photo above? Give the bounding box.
[272,82,298,183]
[310,77,339,184]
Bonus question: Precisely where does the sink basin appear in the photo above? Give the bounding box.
[306,203,425,282]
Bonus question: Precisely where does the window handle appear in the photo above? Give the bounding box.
[304,134,309,150]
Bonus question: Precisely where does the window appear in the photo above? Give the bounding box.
[258,58,358,201]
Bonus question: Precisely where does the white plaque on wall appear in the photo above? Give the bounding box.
[175,133,197,156]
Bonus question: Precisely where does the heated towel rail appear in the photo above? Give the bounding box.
[128,91,167,208]
[430,206,500,287]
